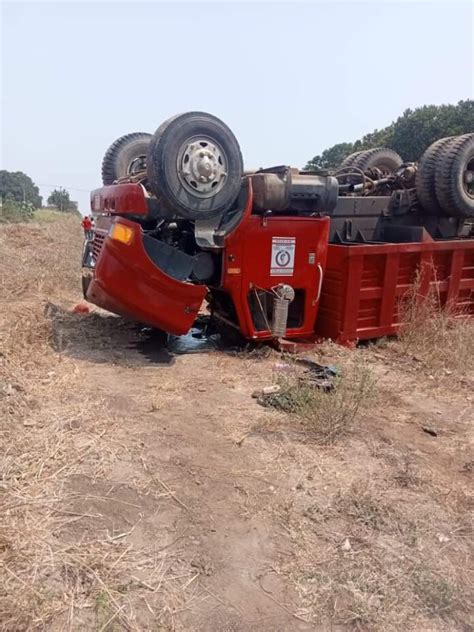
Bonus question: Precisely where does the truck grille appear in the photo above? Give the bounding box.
[92,230,107,262]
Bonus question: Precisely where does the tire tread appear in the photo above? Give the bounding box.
[350,147,403,173]
[415,136,454,213]
[434,134,474,217]
[101,132,152,185]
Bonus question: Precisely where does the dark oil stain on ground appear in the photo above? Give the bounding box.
[131,328,175,364]
[131,319,221,364]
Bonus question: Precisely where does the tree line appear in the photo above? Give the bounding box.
[0,170,79,221]
[305,100,474,170]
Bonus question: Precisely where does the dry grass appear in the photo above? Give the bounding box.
[33,208,75,223]
[281,477,473,631]
[0,215,82,300]
[267,337,473,630]
[396,273,474,375]
[0,217,198,630]
[262,361,376,444]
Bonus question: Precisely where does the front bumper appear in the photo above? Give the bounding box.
[86,219,206,335]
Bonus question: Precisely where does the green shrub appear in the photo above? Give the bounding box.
[0,199,35,223]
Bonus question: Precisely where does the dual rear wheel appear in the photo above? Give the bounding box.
[339,136,474,217]
[416,134,474,218]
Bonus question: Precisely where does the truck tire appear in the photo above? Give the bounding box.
[349,148,403,174]
[434,134,474,218]
[146,111,243,220]
[415,136,455,214]
[339,150,365,169]
[101,133,152,185]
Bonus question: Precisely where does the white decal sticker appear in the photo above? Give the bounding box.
[271,237,296,276]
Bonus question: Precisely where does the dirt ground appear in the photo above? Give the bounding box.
[0,215,473,631]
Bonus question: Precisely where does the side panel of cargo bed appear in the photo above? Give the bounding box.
[315,240,474,344]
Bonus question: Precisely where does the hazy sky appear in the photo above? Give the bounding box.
[1,1,473,213]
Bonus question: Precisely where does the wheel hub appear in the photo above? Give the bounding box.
[463,158,474,198]
[128,155,147,175]
[177,138,228,198]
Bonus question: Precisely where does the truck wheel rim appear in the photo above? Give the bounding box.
[463,157,474,199]
[177,136,228,198]
[128,155,147,175]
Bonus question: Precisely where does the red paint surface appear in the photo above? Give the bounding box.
[221,186,330,339]
[315,240,474,344]
[90,183,149,215]
[87,218,206,335]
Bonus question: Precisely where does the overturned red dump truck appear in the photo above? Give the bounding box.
[82,113,474,344]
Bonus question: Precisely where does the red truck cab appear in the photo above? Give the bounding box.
[84,180,330,339]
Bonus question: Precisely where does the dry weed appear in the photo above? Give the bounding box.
[397,271,474,375]
[262,362,376,444]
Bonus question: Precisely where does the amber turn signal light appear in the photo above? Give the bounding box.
[110,223,134,245]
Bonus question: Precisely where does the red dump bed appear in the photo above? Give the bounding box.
[315,239,474,344]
